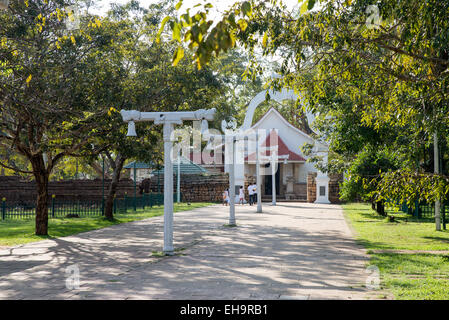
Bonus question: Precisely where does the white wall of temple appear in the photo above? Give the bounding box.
[230,108,325,186]
[245,164,256,177]
[238,157,319,185]
[245,162,316,184]
[282,163,291,184]
[252,110,315,158]
[297,162,317,183]
[281,163,316,184]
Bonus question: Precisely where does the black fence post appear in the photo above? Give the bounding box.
[142,192,145,210]
[124,192,128,213]
[51,194,55,218]
[113,196,116,215]
[414,200,419,218]
[1,197,5,220]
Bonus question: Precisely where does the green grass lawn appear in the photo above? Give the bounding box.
[0,202,213,247]
[343,202,449,300]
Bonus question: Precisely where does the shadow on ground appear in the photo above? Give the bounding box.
[0,203,378,300]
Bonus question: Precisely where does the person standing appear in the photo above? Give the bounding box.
[252,184,258,206]
[239,186,245,205]
[222,189,230,206]
[247,183,254,205]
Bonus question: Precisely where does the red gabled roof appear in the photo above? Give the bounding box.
[245,129,306,162]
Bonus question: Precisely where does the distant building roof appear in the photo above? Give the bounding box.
[151,156,209,175]
[123,161,155,169]
[245,129,306,163]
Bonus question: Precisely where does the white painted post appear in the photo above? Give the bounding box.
[256,130,262,213]
[163,123,174,255]
[120,108,215,256]
[229,136,236,225]
[177,147,181,203]
[271,155,276,206]
[314,150,331,204]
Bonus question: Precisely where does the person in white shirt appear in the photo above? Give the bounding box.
[247,184,254,205]
[252,184,258,205]
[222,189,230,206]
[239,186,245,205]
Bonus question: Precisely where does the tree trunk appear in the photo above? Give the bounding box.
[104,156,126,220]
[376,200,385,216]
[371,202,376,210]
[31,155,50,235]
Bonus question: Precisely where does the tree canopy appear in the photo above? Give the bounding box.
[161,0,449,226]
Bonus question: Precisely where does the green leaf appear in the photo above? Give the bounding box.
[241,1,251,16]
[227,12,236,26]
[181,13,192,27]
[237,19,248,32]
[262,32,268,47]
[156,16,170,43]
[308,0,316,10]
[172,46,184,66]
[172,21,182,42]
[175,1,183,10]
[300,0,315,14]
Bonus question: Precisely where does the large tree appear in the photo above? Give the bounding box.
[80,0,228,220]
[0,0,109,234]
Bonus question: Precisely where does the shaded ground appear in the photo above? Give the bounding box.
[0,202,384,299]
[0,203,211,247]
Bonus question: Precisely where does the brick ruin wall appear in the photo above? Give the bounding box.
[0,174,230,204]
[0,176,135,203]
[307,172,343,204]
[0,172,343,204]
[174,174,229,203]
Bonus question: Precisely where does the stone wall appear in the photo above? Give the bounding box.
[307,172,343,204]
[178,174,229,203]
[328,174,343,204]
[307,173,317,203]
[0,176,135,203]
[0,173,342,204]
[0,174,230,203]
[129,174,231,203]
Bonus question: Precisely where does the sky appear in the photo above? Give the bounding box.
[87,0,303,78]
[90,0,301,17]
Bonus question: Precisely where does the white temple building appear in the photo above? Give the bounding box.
[227,107,330,203]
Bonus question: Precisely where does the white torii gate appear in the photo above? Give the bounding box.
[224,87,331,213]
[121,108,216,255]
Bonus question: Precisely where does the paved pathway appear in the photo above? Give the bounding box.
[0,203,383,299]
